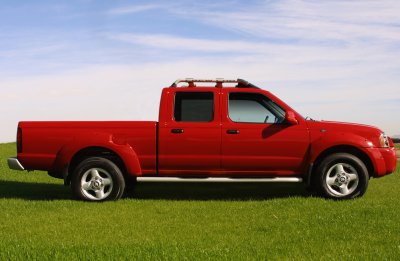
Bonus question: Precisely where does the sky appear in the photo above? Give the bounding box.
[1,0,399,142]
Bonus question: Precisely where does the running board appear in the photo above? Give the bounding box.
[137,177,303,183]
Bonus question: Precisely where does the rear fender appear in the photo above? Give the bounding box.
[52,132,142,176]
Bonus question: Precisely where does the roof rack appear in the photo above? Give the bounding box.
[170,78,259,88]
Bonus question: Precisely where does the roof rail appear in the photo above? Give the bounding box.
[170,78,259,88]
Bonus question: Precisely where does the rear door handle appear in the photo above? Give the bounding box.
[171,128,184,134]
[226,129,240,134]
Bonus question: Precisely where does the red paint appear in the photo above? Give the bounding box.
[220,88,309,176]
[14,82,397,181]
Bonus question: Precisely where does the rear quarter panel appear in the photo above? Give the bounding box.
[18,121,157,175]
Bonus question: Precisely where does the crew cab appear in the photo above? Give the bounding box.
[8,78,397,201]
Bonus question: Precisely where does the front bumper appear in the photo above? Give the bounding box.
[365,147,397,177]
[380,147,398,174]
[7,157,25,171]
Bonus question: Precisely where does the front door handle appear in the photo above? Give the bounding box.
[171,128,184,134]
[226,129,240,134]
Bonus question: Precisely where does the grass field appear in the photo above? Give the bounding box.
[0,143,399,260]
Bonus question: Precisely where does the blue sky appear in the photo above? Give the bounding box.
[1,0,400,142]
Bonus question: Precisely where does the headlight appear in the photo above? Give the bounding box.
[379,133,389,148]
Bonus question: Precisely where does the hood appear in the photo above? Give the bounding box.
[306,120,384,147]
[311,120,382,136]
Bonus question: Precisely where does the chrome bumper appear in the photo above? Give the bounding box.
[7,157,25,171]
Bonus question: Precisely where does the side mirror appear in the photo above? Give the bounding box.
[285,111,298,125]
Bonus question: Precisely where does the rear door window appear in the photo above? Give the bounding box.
[174,92,214,122]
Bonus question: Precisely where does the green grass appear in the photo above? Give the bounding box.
[1,142,399,260]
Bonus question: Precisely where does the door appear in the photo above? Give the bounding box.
[221,90,310,176]
[158,90,221,176]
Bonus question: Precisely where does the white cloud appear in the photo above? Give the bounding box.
[109,33,269,53]
[182,0,400,43]
[108,32,400,82]
[108,4,162,15]
[0,43,67,59]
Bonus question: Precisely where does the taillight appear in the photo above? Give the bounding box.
[17,127,22,153]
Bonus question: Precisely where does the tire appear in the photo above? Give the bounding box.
[71,157,125,201]
[313,153,369,199]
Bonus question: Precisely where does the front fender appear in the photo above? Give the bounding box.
[310,131,371,163]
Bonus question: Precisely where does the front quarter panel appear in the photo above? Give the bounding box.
[310,130,372,163]
[307,120,397,177]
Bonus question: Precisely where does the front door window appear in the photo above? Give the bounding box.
[228,93,285,124]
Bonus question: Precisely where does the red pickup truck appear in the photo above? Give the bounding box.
[8,78,397,201]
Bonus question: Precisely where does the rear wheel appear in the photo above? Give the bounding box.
[314,153,369,199]
[71,157,125,201]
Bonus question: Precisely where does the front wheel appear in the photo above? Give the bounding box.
[71,157,125,201]
[314,153,369,199]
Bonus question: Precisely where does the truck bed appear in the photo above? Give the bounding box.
[18,121,157,174]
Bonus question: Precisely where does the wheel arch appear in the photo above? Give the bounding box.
[66,146,131,185]
[311,145,374,180]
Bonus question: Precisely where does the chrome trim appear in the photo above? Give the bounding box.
[170,78,256,88]
[379,133,390,148]
[171,78,238,87]
[7,157,25,171]
[137,177,303,183]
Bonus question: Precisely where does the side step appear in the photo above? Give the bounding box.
[137,177,303,183]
